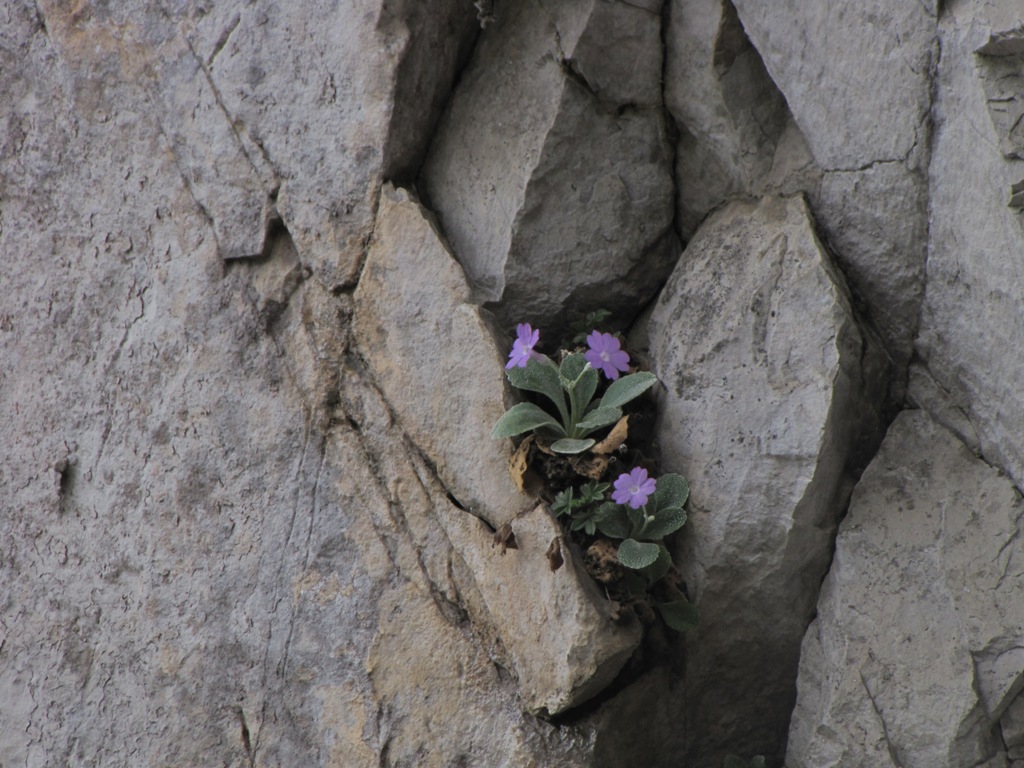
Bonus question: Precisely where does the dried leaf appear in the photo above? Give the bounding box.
[534,439,556,456]
[546,537,564,572]
[584,539,621,584]
[592,415,629,455]
[569,453,608,480]
[508,435,534,492]
[492,522,518,554]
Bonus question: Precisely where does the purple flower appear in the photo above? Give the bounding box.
[612,468,656,509]
[584,331,630,380]
[506,323,540,369]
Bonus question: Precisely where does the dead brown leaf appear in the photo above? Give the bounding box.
[508,435,534,492]
[592,416,629,455]
[569,453,608,480]
[492,522,518,554]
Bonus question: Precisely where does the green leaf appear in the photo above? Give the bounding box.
[659,600,699,632]
[559,352,588,384]
[551,488,574,517]
[575,406,623,435]
[506,359,569,425]
[639,543,672,583]
[491,403,565,439]
[625,504,644,537]
[596,504,630,539]
[579,481,609,505]
[617,538,661,569]
[573,367,599,413]
[598,371,657,410]
[549,437,596,454]
[653,473,689,512]
[642,507,687,539]
[750,759,766,768]
[569,504,610,536]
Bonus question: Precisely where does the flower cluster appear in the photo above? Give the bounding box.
[493,318,697,633]
[505,324,630,380]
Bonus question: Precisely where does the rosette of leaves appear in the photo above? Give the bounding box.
[491,353,656,455]
[551,480,611,534]
[596,472,699,631]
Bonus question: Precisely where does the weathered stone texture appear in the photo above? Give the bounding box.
[723,0,936,369]
[352,184,642,715]
[665,0,815,237]
[787,410,1024,767]
[646,195,889,764]
[913,1,1024,490]
[353,183,526,528]
[420,0,677,332]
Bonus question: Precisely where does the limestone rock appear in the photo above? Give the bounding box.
[646,195,889,763]
[913,1,1024,490]
[353,183,528,528]
[420,0,677,331]
[439,504,642,716]
[786,410,1024,767]
[665,0,815,237]
[728,0,937,368]
[170,0,477,286]
[730,0,936,171]
[353,184,642,715]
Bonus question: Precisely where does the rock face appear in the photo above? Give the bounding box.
[664,0,818,237]
[663,0,934,371]
[8,0,1024,764]
[420,0,677,332]
[352,183,642,715]
[353,183,526,528]
[913,2,1024,490]
[787,410,1024,767]
[646,195,889,763]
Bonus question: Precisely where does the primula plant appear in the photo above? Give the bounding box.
[492,324,657,455]
[492,319,698,633]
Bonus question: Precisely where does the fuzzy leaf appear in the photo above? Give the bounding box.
[653,473,689,512]
[559,352,588,384]
[659,600,699,632]
[617,538,661,569]
[573,366,600,412]
[642,507,687,539]
[598,371,657,410]
[506,359,569,425]
[492,403,565,439]
[575,406,623,435]
[550,437,596,455]
[596,504,630,539]
[639,543,672,583]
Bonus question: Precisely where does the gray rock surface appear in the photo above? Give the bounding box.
[786,410,1024,767]
[646,195,889,763]
[729,0,937,368]
[353,183,527,528]
[10,0,1024,763]
[353,184,642,714]
[913,1,1024,490]
[665,0,817,237]
[165,0,476,285]
[0,2,626,764]
[420,0,677,331]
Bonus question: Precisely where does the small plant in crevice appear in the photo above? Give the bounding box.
[491,320,698,633]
